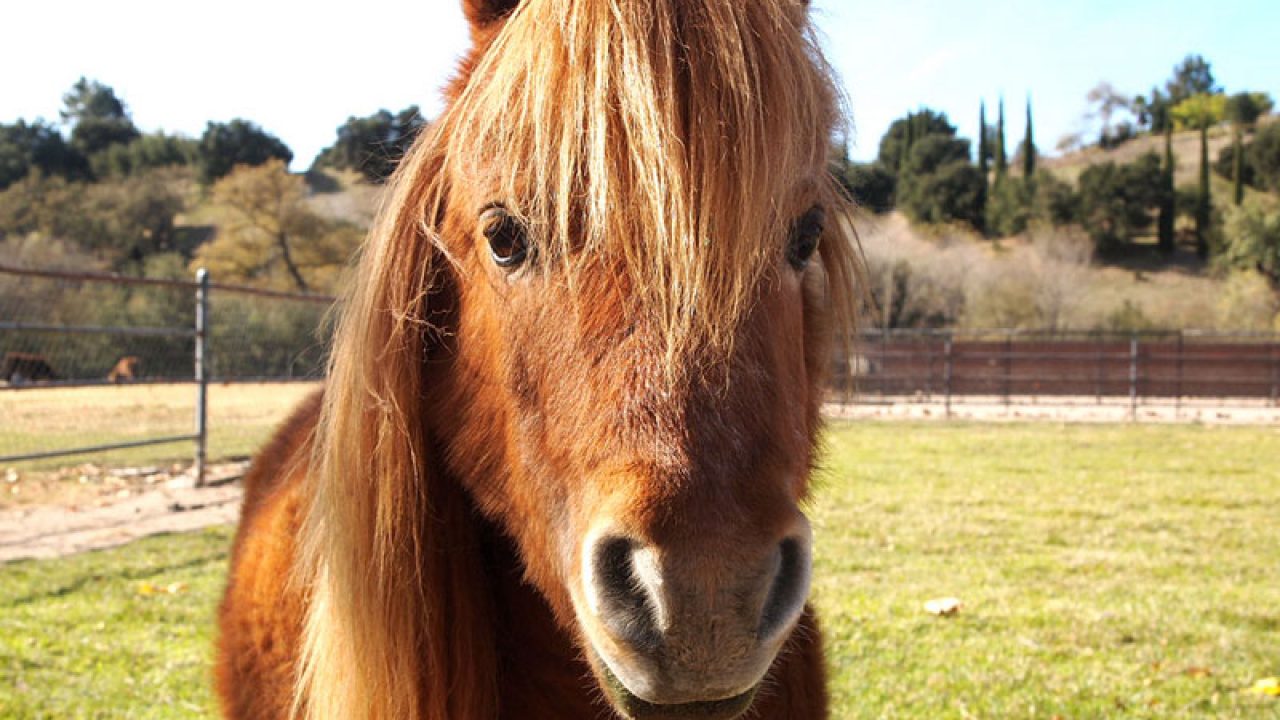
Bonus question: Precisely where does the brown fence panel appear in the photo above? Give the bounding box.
[844,331,1280,404]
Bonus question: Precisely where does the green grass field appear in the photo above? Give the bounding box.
[2,421,1278,718]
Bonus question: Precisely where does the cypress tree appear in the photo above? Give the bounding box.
[978,101,989,221]
[1195,123,1211,259]
[900,111,914,172]
[1232,126,1244,205]
[1023,97,1036,178]
[995,97,1008,183]
[1157,127,1176,255]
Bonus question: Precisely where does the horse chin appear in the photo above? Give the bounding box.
[591,653,760,720]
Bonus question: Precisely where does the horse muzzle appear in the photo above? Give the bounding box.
[575,515,813,719]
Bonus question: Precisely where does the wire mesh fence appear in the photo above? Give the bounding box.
[832,328,1280,422]
[0,264,334,480]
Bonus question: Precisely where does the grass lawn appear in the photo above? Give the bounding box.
[816,421,1280,719]
[2,421,1278,718]
[0,528,231,718]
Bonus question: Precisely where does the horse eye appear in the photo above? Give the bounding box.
[479,206,528,269]
[787,205,824,270]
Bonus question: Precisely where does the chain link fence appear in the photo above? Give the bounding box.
[0,264,334,483]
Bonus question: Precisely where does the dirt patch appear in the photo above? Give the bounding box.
[0,462,246,563]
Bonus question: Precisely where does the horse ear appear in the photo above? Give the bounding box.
[461,0,521,32]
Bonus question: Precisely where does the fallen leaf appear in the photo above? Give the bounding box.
[924,597,962,616]
[1245,677,1280,697]
[138,581,188,596]
[1183,666,1213,678]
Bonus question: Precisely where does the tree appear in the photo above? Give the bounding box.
[60,77,129,125]
[1086,81,1132,147]
[995,98,1008,182]
[1133,89,1172,133]
[877,109,955,176]
[985,178,1033,238]
[1224,92,1275,205]
[90,132,198,178]
[832,160,895,214]
[315,107,426,183]
[1221,197,1280,284]
[977,101,990,220]
[60,78,139,158]
[1166,55,1219,103]
[1022,98,1036,178]
[1248,122,1280,193]
[1158,128,1176,254]
[897,135,984,227]
[1172,93,1226,258]
[1136,55,1220,134]
[0,119,86,190]
[194,160,360,292]
[985,172,1078,238]
[1224,92,1274,127]
[80,169,188,265]
[1077,153,1164,252]
[0,168,187,268]
[1215,142,1256,189]
[197,120,293,184]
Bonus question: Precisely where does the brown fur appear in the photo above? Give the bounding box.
[1,352,57,384]
[217,1,855,718]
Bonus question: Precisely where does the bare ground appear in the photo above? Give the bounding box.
[0,461,247,563]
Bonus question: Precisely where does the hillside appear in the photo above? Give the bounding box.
[856,213,1276,333]
[1042,114,1277,189]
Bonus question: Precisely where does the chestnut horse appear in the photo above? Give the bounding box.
[216,0,860,718]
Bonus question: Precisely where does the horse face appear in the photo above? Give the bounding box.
[435,186,831,718]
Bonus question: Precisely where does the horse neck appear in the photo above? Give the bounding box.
[476,515,602,718]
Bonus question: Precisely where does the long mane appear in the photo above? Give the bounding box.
[294,1,858,718]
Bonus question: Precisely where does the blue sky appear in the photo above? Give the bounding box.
[4,1,1278,168]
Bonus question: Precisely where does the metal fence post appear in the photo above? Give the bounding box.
[1129,335,1138,421]
[194,269,209,487]
[1176,331,1185,419]
[1003,330,1013,411]
[1272,341,1279,408]
[944,334,954,419]
[1095,336,1104,405]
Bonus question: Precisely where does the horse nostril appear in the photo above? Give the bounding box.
[588,536,663,655]
[758,536,811,642]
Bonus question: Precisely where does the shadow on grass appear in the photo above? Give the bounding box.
[2,534,228,608]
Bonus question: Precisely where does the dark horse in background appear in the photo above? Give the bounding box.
[216,0,860,717]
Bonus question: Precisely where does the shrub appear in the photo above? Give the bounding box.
[1248,121,1280,193]
[1221,196,1280,282]
[1077,153,1163,252]
[1214,270,1279,331]
[1101,300,1160,333]
[835,162,895,214]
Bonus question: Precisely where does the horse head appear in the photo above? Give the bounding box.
[298,1,858,718]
